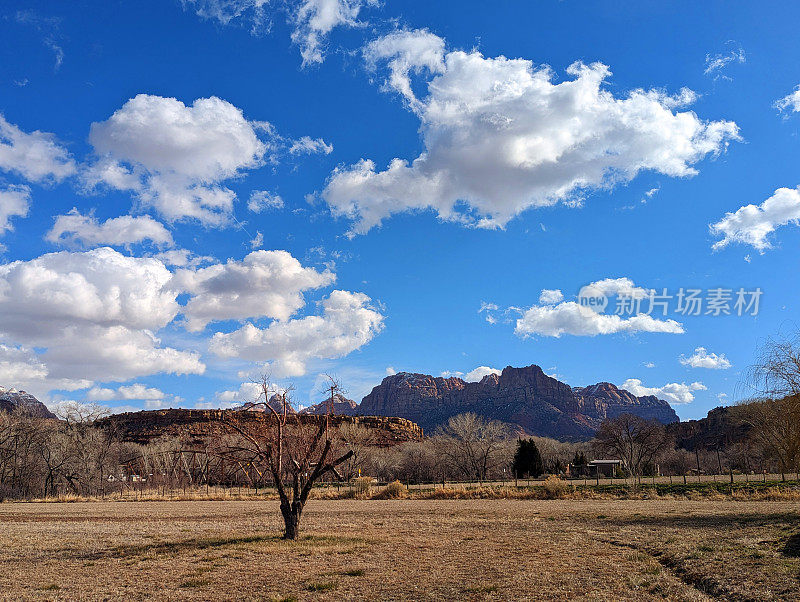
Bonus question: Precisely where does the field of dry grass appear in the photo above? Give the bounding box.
[1,498,799,600]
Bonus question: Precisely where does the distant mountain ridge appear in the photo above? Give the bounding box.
[1,365,679,441]
[301,393,358,416]
[0,387,56,419]
[355,365,678,441]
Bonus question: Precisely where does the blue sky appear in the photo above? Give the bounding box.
[1,0,799,420]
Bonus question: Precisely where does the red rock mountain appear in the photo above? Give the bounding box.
[300,393,358,416]
[237,393,296,414]
[665,406,748,452]
[356,365,678,441]
[0,387,56,419]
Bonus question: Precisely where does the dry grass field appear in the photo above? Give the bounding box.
[1,498,800,601]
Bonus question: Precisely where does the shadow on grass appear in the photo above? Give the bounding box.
[783,533,800,557]
[598,511,800,531]
[111,533,368,559]
[25,533,370,563]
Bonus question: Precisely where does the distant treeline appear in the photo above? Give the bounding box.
[2,398,797,500]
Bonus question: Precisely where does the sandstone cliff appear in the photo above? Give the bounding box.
[97,408,422,446]
[358,365,678,441]
[573,382,680,424]
[665,406,748,451]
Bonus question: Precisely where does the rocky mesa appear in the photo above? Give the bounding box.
[357,365,678,441]
[98,409,422,446]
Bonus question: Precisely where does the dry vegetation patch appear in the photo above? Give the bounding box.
[0,499,799,600]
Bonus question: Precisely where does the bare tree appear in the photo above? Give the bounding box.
[593,414,669,480]
[736,336,800,480]
[735,399,800,480]
[219,376,353,540]
[660,448,693,478]
[361,445,400,482]
[743,335,800,400]
[531,435,585,474]
[436,413,510,482]
[335,423,376,480]
[54,401,109,425]
[396,439,443,483]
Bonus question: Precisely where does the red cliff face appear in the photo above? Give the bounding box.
[665,406,748,451]
[357,373,468,417]
[97,408,422,446]
[358,365,678,441]
[573,382,679,424]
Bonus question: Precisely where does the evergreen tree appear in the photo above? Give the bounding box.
[572,451,588,467]
[512,438,544,478]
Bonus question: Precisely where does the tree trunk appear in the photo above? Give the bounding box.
[281,501,303,540]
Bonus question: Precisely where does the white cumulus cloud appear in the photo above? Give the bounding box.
[0,114,76,182]
[289,135,333,155]
[86,383,168,402]
[578,277,650,302]
[213,382,263,404]
[324,29,739,234]
[775,85,800,115]
[209,289,385,377]
[514,280,683,338]
[0,343,48,383]
[620,378,706,405]
[0,245,382,397]
[182,0,372,66]
[154,249,215,268]
[174,249,335,332]
[248,190,285,212]
[86,94,270,226]
[516,304,684,338]
[291,0,372,66]
[679,347,732,370]
[463,366,501,382]
[538,289,564,305]
[46,209,173,248]
[710,186,800,252]
[0,247,204,387]
[0,185,31,234]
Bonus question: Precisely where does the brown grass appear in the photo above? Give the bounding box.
[12,480,800,504]
[1,498,799,600]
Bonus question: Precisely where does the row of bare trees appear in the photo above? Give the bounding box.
[0,404,131,500]
[0,407,582,498]
[2,399,796,502]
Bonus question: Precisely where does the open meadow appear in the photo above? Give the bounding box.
[2,498,800,601]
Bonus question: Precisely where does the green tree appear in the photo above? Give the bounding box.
[512,438,543,478]
[572,451,588,468]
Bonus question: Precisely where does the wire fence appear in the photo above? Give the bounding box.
[360,472,800,493]
[56,471,799,502]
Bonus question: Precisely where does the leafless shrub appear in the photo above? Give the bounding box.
[352,476,373,498]
[542,475,570,499]
[375,480,405,499]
